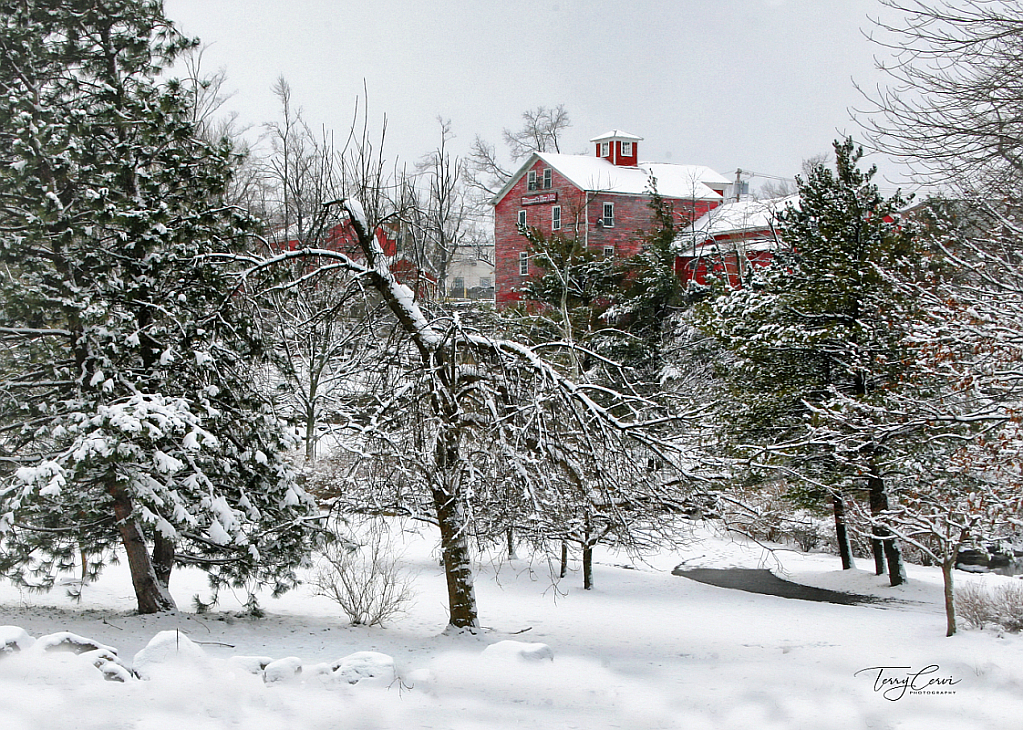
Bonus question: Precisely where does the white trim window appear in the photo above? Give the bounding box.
[602,202,615,227]
[519,251,529,276]
[600,141,609,157]
[552,205,561,230]
[603,245,615,258]
[527,170,537,191]
[517,210,526,228]
[621,141,633,156]
[543,168,552,189]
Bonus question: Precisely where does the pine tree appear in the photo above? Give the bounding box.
[612,184,686,353]
[698,138,919,584]
[0,0,318,613]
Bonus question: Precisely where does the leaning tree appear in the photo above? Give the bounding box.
[230,119,705,624]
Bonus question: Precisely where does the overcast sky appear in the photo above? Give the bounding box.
[162,0,914,195]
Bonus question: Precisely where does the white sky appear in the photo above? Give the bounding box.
[162,0,915,194]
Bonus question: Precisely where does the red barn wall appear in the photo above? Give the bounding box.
[495,159,722,306]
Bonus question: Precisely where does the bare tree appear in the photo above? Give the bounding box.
[757,178,797,199]
[178,46,269,214]
[228,104,700,629]
[251,81,382,463]
[403,119,488,297]
[858,0,1023,193]
[756,154,826,199]
[263,78,343,246]
[503,104,571,161]
[467,104,572,198]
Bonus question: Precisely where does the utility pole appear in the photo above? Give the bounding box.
[734,168,743,202]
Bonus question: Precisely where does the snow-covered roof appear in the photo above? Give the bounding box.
[675,194,799,254]
[590,129,644,142]
[643,162,731,192]
[492,152,726,204]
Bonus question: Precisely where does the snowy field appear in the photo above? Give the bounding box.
[2,522,1022,730]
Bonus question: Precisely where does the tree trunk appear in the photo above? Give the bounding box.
[833,492,855,570]
[304,405,317,462]
[868,470,906,587]
[108,483,177,614]
[560,540,568,578]
[153,531,176,589]
[431,484,479,629]
[942,558,957,637]
[581,514,594,589]
[869,480,887,575]
[883,531,907,587]
[506,527,517,560]
[582,544,593,590]
[870,535,886,575]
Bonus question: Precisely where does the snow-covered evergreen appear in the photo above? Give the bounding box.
[0,0,318,613]
[697,139,922,584]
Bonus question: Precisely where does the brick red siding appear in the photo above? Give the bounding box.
[496,167,721,305]
[676,233,776,287]
[594,140,639,167]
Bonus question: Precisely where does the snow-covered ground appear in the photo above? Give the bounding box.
[2,521,1021,729]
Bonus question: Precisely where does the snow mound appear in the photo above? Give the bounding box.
[0,626,35,655]
[481,640,554,662]
[2,627,131,682]
[228,655,273,675]
[302,661,335,680]
[331,651,396,686]
[31,631,116,657]
[132,630,208,680]
[80,648,134,683]
[263,656,303,684]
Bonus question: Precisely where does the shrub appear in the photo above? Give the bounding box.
[994,582,1023,632]
[956,581,995,630]
[310,521,415,627]
[956,580,1023,632]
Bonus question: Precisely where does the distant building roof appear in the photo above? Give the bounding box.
[676,194,799,255]
[492,151,727,204]
[590,130,644,142]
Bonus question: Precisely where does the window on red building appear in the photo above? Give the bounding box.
[517,210,526,228]
[519,251,529,276]
[552,205,561,230]
[602,202,615,227]
[527,170,537,191]
[543,168,552,189]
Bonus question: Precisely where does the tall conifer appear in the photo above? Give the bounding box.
[0,1,317,612]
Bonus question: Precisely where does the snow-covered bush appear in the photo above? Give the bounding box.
[956,581,1023,632]
[957,582,995,630]
[310,521,415,626]
[720,485,832,553]
[994,582,1023,632]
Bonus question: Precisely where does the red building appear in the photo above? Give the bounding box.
[674,194,798,287]
[492,130,730,306]
[272,219,399,257]
[272,220,436,296]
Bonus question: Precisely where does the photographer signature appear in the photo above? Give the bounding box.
[855,665,961,701]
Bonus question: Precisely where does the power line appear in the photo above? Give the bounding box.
[733,169,794,182]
